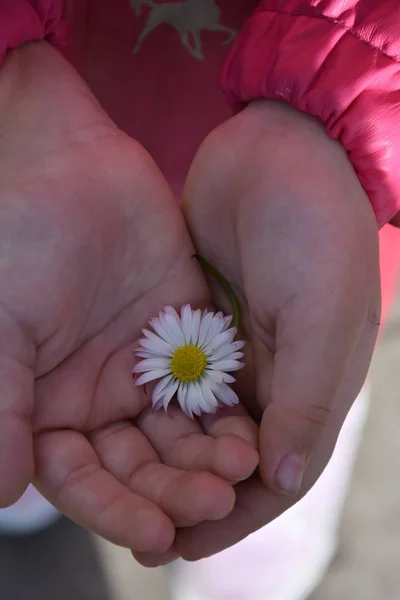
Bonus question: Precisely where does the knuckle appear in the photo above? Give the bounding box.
[271,399,332,431]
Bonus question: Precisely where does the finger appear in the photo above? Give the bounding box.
[34,429,175,552]
[199,404,259,480]
[90,421,235,526]
[136,403,259,483]
[175,476,294,560]
[200,404,258,446]
[132,546,180,568]
[258,297,379,496]
[0,354,34,506]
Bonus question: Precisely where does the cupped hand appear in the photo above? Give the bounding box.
[0,42,259,553]
[172,100,381,560]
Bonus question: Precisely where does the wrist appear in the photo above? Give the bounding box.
[0,42,57,122]
[233,99,348,169]
[221,100,370,218]
[0,42,116,159]
[190,98,376,245]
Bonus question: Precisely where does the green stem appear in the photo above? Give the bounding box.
[193,254,241,328]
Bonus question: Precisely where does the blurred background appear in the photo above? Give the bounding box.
[1,289,400,600]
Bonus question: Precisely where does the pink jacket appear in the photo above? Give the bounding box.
[1,0,400,314]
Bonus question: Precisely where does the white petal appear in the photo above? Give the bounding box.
[135,369,170,386]
[222,351,244,361]
[192,381,206,413]
[190,309,202,345]
[203,312,226,346]
[152,377,179,412]
[141,329,174,349]
[135,350,158,359]
[133,357,170,373]
[181,304,192,344]
[185,383,202,417]
[176,383,188,416]
[222,373,236,384]
[197,312,214,348]
[208,340,245,362]
[139,337,173,357]
[160,311,185,346]
[222,315,233,331]
[152,374,174,402]
[205,370,236,386]
[204,369,225,384]
[141,328,157,340]
[177,383,192,418]
[210,381,239,407]
[208,359,244,372]
[163,305,180,321]
[206,328,237,353]
[152,398,164,411]
[191,381,212,415]
[149,317,175,346]
[199,379,219,412]
[162,379,179,411]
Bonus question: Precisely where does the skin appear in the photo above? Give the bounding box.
[135,100,381,565]
[0,42,259,553]
[0,41,382,566]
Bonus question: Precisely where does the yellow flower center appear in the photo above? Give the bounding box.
[171,344,207,383]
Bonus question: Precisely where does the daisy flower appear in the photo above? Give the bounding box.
[133,305,245,418]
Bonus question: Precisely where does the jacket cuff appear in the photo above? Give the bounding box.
[0,0,67,67]
[222,2,400,228]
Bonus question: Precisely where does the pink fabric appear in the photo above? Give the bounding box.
[222,0,400,228]
[0,0,67,65]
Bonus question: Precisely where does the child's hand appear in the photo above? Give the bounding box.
[172,100,381,560]
[0,43,259,552]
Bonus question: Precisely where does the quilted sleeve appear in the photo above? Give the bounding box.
[222,1,400,227]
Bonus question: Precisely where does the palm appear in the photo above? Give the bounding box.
[178,101,380,559]
[0,43,259,553]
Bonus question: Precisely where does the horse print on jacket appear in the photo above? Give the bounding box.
[131,0,236,60]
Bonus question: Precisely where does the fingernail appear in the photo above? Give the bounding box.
[132,548,180,568]
[275,453,307,495]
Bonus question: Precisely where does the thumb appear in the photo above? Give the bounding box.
[257,297,378,497]
[0,347,34,507]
